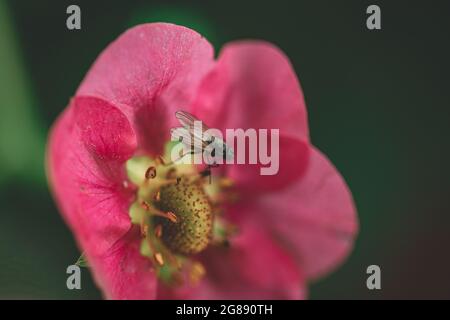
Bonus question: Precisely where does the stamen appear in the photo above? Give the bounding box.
[145,166,157,179]
[156,156,166,165]
[154,253,164,266]
[154,191,161,202]
[141,221,149,238]
[189,262,206,284]
[165,211,178,223]
[155,224,163,238]
[218,177,234,188]
[145,236,162,267]
[141,201,178,223]
[141,201,150,211]
[166,250,182,270]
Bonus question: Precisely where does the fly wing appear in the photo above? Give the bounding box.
[175,110,209,128]
[175,110,212,148]
[170,127,203,154]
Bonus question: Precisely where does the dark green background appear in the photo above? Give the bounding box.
[1,0,449,299]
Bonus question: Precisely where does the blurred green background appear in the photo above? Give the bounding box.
[1,0,449,299]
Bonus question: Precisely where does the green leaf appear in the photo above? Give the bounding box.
[75,253,88,268]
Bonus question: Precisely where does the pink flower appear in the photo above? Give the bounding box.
[47,23,358,299]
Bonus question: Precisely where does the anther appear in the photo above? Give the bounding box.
[155,224,163,238]
[218,177,234,188]
[154,253,164,266]
[189,262,206,284]
[165,211,178,223]
[145,166,157,179]
[154,191,161,202]
[141,201,150,211]
[141,222,149,238]
[142,201,178,223]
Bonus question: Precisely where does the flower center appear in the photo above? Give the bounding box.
[125,143,237,286]
[154,178,212,255]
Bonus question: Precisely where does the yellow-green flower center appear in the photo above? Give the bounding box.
[154,178,212,255]
[124,142,236,285]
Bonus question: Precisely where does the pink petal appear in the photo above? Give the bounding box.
[227,136,309,193]
[47,97,156,298]
[74,97,136,163]
[77,23,215,155]
[253,147,358,279]
[199,225,304,299]
[159,212,305,300]
[94,227,157,300]
[190,41,310,192]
